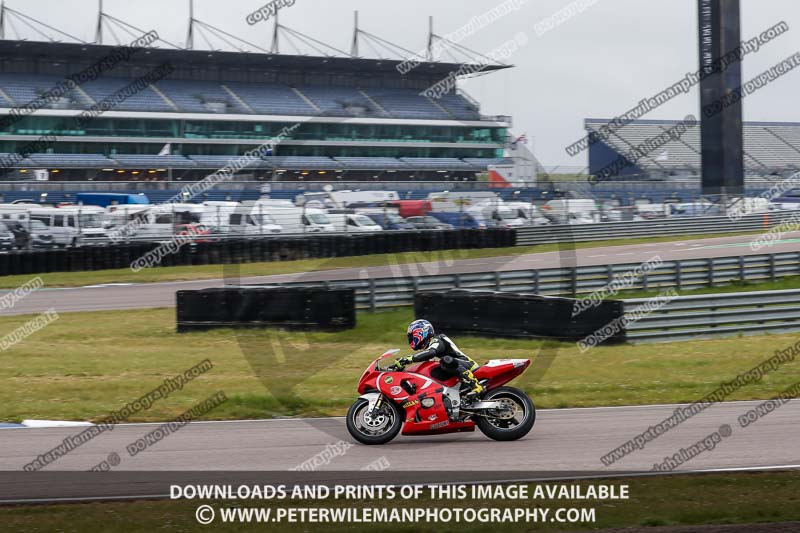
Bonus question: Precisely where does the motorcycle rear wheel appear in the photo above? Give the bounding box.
[346,397,403,445]
[474,386,536,441]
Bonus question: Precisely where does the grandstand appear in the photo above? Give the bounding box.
[0,39,512,182]
[586,118,800,180]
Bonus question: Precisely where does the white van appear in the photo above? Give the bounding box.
[504,201,550,226]
[28,206,108,246]
[543,199,598,224]
[467,201,526,228]
[203,202,282,236]
[105,203,205,240]
[253,200,335,234]
[326,213,384,232]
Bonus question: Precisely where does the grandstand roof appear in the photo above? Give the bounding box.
[0,39,511,78]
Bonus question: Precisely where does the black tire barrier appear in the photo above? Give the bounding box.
[176,286,356,333]
[0,229,515,276]
[414,289,626,345]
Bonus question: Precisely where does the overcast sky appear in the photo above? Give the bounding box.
[7,0,800,166]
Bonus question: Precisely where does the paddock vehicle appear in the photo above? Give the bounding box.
[326,212,384,232]
[28,206,108,247]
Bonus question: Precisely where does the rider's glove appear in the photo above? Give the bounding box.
[394,355,415,369]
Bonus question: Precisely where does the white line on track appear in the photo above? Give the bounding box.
[3,399,793,430]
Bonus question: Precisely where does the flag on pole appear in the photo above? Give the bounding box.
[158,143,171,156]
[511,133,528,149]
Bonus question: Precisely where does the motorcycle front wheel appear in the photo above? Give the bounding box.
[346,397,403,445]
[474,386,536,441]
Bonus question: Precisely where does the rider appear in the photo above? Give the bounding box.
[393,319,484,402]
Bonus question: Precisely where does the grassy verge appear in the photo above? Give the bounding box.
[0,230,765,289]
[615,274,800,300]
[1,307,797,422]
[1,472,798,532]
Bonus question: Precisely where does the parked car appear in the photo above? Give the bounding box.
[363,212,415,230]
[27,219,56,248]
[1,221,31,249]
[405,216,454,230]
[428,212,486,229]
[0,225,14,250]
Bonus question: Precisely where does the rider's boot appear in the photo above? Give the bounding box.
[459,367,484,405]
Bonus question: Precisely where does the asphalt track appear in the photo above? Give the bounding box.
[0,400,797,502]
[2,232,800,317]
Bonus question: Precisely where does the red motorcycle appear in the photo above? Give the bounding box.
[346,349,536,445]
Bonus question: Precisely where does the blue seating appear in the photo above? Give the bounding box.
[156,80,250,114]
[296,86,382,117]
[110,154,196,168]
[401,158,474,170]
[365,88,450,119]
[334,157,409,170]
[29,153,117,168]
[224,83,315,115]
[80,77,175,112]
[437,93,481,120]
[0,73,92,110]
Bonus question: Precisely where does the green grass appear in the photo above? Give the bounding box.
[1,472,798,532]
[1,307,798,422]
[614,274,800,300]
[0,230,765,289]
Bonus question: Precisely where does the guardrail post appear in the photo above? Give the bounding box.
[707,258,714,288]
[494,271,501,291]
[369,279,376,312]
[769,254,776,282]
[570,267,577,296]
[739,256,746,282]
[454,273,461,289]
[675,261,682,290]
[532,269,539,294]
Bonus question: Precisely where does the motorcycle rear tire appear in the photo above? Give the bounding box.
[475,386,536,441]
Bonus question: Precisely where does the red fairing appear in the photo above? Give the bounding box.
[375,369,475,436]
[474,359,531,389]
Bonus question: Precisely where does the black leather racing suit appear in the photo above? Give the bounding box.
[401,334,483,394]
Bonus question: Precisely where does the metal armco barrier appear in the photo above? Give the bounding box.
[272,252,800,342]
[515,211,795,246]
[623,289,800,343]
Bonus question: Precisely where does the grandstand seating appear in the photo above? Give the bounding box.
[436,92,481,120]
[29,153,117,168]
[0,73,93,110]
[156,80,250,114]
[365,89,451,119]
[224,82,316,115]
[0,73,487,123]
[79,77,175,112]
[401,157,475,170]
[296,86,381,117]
[586,119,800,176]
[1,153,507,172]
[266,156,342,170]
[333,157,410,170]
[110,154,197,168]
[187,155,270,169]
